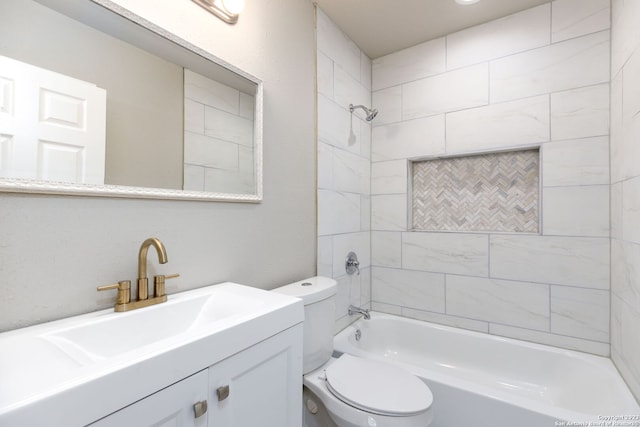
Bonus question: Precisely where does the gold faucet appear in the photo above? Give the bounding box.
[137,237,168,300]
[98,237,179,312]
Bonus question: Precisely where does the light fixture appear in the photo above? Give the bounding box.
[455,0,481,4]
[192,0,245,24]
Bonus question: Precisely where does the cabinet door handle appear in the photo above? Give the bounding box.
[193,400,208,418]
[217,385,230,401]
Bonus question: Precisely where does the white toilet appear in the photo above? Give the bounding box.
[273,276,434,427]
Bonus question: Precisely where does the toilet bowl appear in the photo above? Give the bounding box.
[305,355,433,427]
[273,277,433,427]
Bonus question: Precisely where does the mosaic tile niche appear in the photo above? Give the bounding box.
[411,149,539,233]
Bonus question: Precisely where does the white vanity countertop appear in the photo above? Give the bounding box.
[0,282,303,426]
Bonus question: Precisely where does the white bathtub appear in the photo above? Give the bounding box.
[333,312,640,427]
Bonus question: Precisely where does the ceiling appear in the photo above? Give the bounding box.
[313,0,550,59]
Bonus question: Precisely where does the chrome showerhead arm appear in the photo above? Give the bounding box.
[349,103,378,122]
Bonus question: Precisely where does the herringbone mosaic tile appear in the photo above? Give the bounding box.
[412,150,539,233]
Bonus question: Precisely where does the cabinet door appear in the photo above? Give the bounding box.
[90,370,209,427]
[208,324,303,427]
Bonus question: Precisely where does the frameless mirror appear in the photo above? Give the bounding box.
[0,0,263,201]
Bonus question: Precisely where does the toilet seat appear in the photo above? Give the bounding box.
[324,354,433,417]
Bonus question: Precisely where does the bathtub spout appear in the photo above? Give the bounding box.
[348,305,370,320]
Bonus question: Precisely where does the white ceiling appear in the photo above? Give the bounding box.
[314,0,550,59]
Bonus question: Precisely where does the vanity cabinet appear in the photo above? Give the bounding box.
[90,325,302,427]
[90,371,209,427]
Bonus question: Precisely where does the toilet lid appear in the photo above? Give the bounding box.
[324,354,433,416]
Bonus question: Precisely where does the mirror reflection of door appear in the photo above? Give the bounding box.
[0,55,107,185]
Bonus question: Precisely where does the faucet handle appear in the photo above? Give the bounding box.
[97,280,131,305]
[154,273,180,298]
[345,251,360,276]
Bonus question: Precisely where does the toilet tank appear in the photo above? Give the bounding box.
[272,276,337,374]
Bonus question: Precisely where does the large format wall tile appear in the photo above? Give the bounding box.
[372,38,445,91]
[360,120,372,160]
[360,195,371,231]
[334,64,370,115]
[623,176,640,245]
[446,96,549,153]
[317,51,333,99]
[623,48,640,121]
[611,182,623,240]
[611,300,640,398]
[318,142,334,190]
[402,232,489,276]
[611,0,640,401]
[318,189,361,236]
[401,307,489,333]
[551,0,610,43]
[403,64,488,119]
[550,84,610,141]
[372,115,445,161]
[611,293,623,360]
[618,113,640,182]
[490,30,610,103]
[372,267,445,313]
[316,8,361,82]
[611,239,640,306]
[361,53,372,91]
[490,235,610,289]
[542,185,609,237]
[610,73,628,183]
[371,160,407,195]
[446,275,549,331]
[611,0,640,75]
[550,286,610,342]
[542,136,610,186]
[446,4,550,70]
[371,231,402,268]
[372,86,402,126]
[317,236,333,278]
[489,323,610,356]
[333,148,370,194]
[371,194,407,231]
[318,94,360,153]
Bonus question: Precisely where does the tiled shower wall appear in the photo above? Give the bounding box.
[611,0,640,401]
[316,9,372,331]
[370,0,611,355]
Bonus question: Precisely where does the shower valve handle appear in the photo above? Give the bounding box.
[345,251,360,275]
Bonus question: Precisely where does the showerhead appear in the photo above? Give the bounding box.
[366,108,378,121]
[349,104,378,122]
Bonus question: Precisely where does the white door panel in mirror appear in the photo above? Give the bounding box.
[0,55,106,185]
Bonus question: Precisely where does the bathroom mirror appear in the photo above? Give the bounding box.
[0,0,263,201]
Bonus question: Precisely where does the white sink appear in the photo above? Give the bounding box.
[0,282,303,426]
[43,286,268,364]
